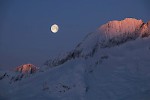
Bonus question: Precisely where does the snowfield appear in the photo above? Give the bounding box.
[0,18,150,100]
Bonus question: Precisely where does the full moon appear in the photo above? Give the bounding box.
[51,24,59,33]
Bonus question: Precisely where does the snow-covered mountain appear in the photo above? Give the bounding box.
[44,18,150,68]
[15,64,38,74]
[0,18,150,100]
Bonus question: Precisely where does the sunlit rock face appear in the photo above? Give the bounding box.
[140,21,150,37]
[15,64,38,74]
[99,18,144,38]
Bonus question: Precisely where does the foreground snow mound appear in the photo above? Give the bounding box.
[0,59,86,100]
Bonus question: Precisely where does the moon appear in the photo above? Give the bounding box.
[51,24,59,33]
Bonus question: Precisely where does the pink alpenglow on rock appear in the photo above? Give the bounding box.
[99,18,144,39]
[140,21,150,37]
[15,64,38,74]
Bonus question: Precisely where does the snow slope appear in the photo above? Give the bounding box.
[0,18,150,100]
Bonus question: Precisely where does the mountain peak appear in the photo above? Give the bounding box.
[15,63,38,74]
[99,18,144,38]
[71,18,150,58]
[44,18,150,68]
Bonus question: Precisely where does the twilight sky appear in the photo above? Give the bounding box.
[0,0,150,69]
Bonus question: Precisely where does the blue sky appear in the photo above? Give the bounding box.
[0,0,150,69]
